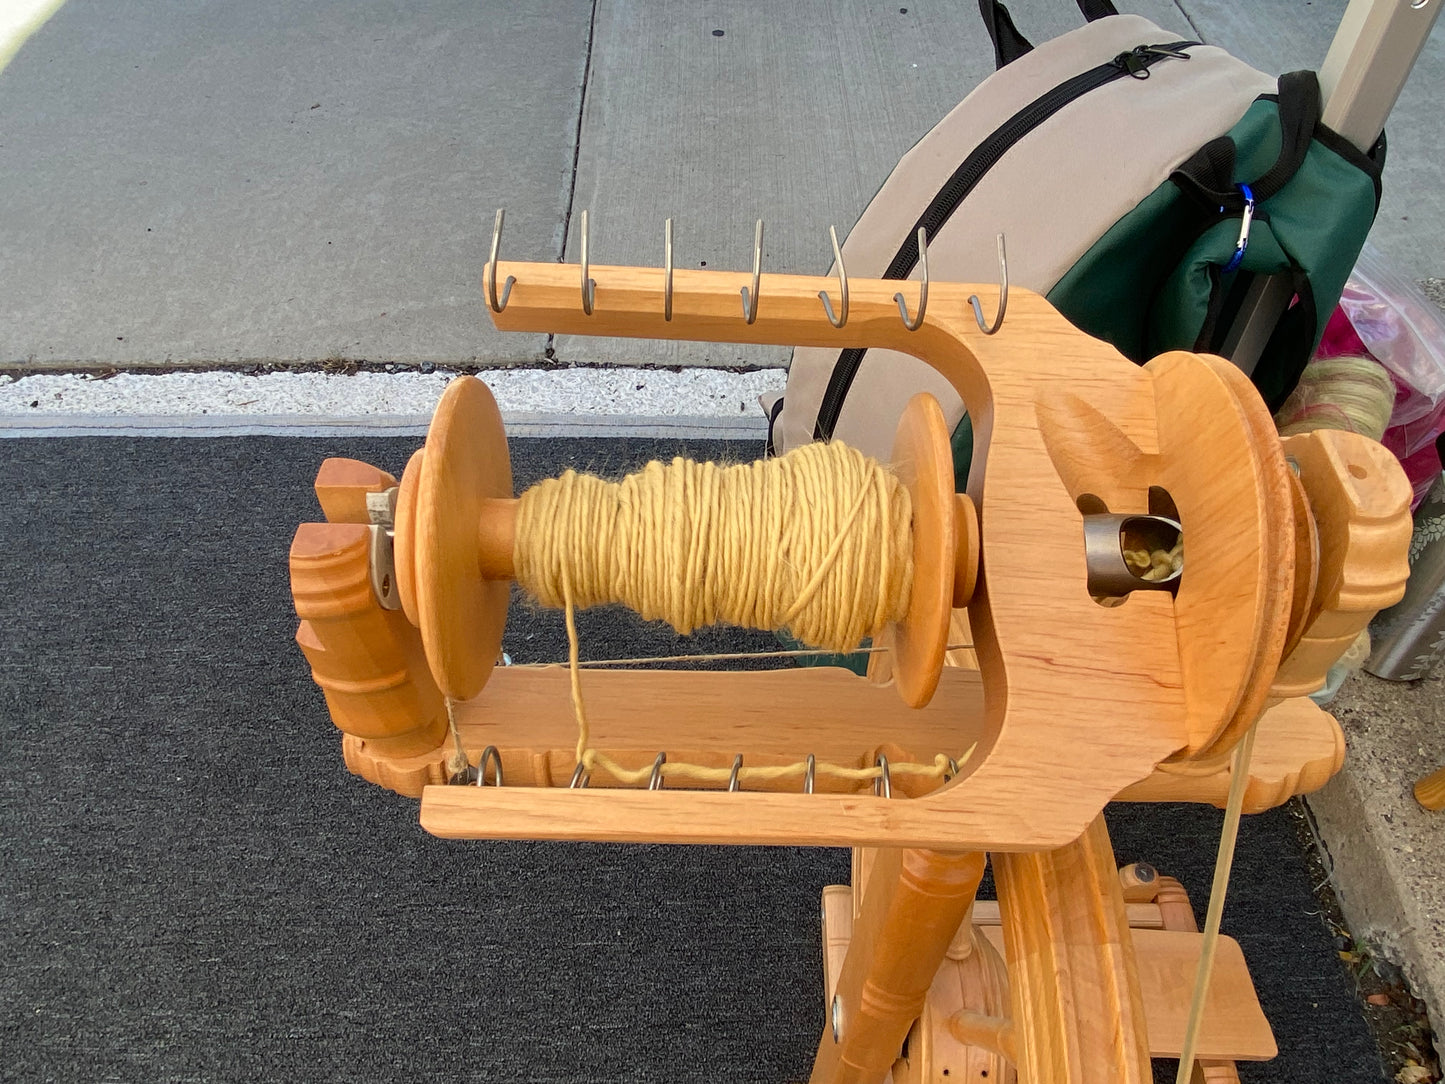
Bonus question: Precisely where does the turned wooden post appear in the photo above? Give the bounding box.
[291,459,450,779]
[811,847,987,1084]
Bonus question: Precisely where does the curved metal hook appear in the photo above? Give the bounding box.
[475,745,504,788]
[648,751,667,791]
[894,227,929,331]
[819,225,849,328]
[580,209,597,316]
[740,219,763,324]
[804,753,816,795]
[663,217,674,322]
[968,233,1008,335]
[728,753,743,793]
[872,753,892,799]
[569,762,591,789]
[486,209,515,314]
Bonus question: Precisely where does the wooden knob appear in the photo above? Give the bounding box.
[1272,429,1413,700]
[1416,766,1445,812]
[290,522,447,757]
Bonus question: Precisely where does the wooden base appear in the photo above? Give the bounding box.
[819,863,1273,1083]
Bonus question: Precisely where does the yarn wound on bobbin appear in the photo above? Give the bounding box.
[507,440,965,790]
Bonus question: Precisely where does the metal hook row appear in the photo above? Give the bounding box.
[485,208,1007,335]
[566,751,893,795]
[462,747,964,794]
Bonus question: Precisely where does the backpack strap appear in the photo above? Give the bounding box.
[1170,71,1323,209]
[978,0,1035,69]
[977,0,1121,70]
[1078,0,1121,20]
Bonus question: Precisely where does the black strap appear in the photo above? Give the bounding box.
[1192,264,1230,354]
[1252,70,1321,200]
[977,0,1119,70]
[1255,270,1318,411]
[1170,71,1322,209]
[978,0,1034,69]
[1170,136,1239,209]
[764,395,785,459]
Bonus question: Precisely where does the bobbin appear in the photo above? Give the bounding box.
[392,376,980,708]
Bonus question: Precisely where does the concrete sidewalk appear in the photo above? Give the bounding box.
[1313,668,1445,1047]
[1,0,1440,371]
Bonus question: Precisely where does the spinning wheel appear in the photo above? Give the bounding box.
[288,234,1412,1083]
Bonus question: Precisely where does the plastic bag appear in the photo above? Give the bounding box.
[1337,242,1445,456]
[1317,243,1445,507]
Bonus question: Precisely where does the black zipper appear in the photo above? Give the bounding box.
[812,40,1199,441]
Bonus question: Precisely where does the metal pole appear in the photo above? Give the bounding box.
[1221,0,1441,376]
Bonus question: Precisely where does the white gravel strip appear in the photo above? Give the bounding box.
[0,367,788,438]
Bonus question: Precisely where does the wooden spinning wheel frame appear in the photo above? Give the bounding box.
[289,254,1413,1083]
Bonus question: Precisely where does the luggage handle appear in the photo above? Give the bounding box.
[1170,71,1324,211]
[978,0,1121,70]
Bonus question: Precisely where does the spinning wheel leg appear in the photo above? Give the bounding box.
[812,848,988,1084]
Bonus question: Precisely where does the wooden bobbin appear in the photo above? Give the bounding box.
[392,376,978,707]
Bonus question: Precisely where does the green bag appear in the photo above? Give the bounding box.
[1050,70,1383,412]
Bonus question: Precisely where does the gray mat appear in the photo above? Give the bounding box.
[0,437,1384,1082]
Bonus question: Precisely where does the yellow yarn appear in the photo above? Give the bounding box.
[515,440,914,654]
[510,441,969,792]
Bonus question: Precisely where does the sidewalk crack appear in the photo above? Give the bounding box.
[549,0,600,361]
[1169,0,1205,42]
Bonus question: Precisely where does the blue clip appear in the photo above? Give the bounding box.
[1222,183,1255,274]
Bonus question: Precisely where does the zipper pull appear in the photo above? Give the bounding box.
[1113,49,1151,79]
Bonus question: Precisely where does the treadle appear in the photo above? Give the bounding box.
[821,886,1276,1069]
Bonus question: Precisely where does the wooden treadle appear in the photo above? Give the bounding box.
[820,888,1276,1064]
